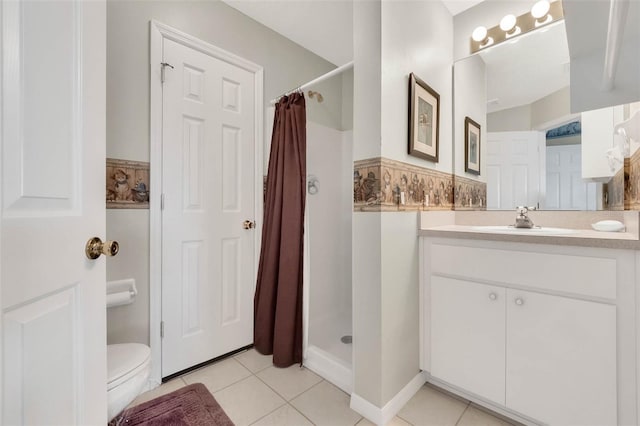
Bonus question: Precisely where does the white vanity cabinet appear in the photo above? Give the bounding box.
[581,105,624,181]
[421,237,635,426]
[431,276,506,405]
[505,289,616,425]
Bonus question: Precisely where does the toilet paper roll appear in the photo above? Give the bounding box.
[107,291,133,307]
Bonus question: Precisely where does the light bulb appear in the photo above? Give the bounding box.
[500,14,517,32]
[531,0,550,19]
[472,26,488,42]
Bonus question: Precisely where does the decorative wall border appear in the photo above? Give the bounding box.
[354,157,456,212]
[624,148,640,210]
[106,158,150,209]
[453,174,487,211]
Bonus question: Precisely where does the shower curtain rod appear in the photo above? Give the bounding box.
[269,61,354,105]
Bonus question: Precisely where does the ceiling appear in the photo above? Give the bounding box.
[441,0,486,16]
[221,0,353,66]
[222,0,485,66]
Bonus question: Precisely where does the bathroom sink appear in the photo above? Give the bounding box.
[470,225,578,236]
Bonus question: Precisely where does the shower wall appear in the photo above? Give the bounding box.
[306,121,353,366]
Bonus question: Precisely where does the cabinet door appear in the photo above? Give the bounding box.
[581,105,624,180]
[431,276,506,404]
[506,290,616,425]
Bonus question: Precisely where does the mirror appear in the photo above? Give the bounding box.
[454,20,627,211]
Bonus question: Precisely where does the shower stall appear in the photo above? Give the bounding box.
[302,66,353,393]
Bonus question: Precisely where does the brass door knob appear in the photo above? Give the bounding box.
[243,220,256,230]
[85,237,119,260]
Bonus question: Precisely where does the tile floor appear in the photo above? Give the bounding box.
[131,349,516,426]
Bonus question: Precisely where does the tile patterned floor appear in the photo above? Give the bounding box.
[130,349,516,426]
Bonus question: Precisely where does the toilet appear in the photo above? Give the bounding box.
[107,343,151,421]
[106,279,151,421]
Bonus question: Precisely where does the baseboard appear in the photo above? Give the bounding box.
[350,370,428,425]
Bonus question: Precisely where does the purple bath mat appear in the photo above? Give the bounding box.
[110,383,234,426]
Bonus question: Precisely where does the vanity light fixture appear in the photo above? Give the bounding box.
[472,26,494,48]
[470,0,563,53]
[531,0,552,26]
[472,26,487,42]
[500,14,521,37]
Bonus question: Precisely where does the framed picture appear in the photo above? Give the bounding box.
[408,73,440,162]
[465,117,481,175]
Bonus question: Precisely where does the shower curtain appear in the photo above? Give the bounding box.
[254,92,306,367]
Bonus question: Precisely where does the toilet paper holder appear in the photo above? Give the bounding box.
[107,278,138,308]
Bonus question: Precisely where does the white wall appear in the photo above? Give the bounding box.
[454,54,486,180]
[487,87,573,132]
[353,0,382,163]
[106,210,149,344]
[352,0,383,406]
[487,104,532,132]
[351,0,454,411]
[380,212,421,403]
[306,122,352,341]
[381,0,453,176]
[342,70,354,131]
[106,0,341,345]
[379,0,453,404]
[531,87,572,129]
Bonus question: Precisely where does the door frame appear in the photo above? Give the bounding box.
[149,20,264,386]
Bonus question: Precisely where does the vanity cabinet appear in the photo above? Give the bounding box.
[505,289,616,426]
[422,238,633,425]
[581,105,624,181]
[431,277,505,405]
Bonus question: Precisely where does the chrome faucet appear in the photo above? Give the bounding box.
[514,206,535,229]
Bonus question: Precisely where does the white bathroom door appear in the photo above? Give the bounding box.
[545,144,596,210]
[486,131,544,210]
[1,1,107,424]
[161,38,257,377]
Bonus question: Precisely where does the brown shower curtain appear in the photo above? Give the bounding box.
[254,92,306,367]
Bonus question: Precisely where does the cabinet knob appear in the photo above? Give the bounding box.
[515,297,524,306]
[489,292,497,301]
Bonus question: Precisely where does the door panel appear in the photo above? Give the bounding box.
[162,38,255,376]
[1,0,106,423]
[545,144,596,210]
[486,131,543,210]
[506,289,617,425]
[431,276,506,405]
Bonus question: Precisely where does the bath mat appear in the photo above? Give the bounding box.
[110,383,234,426]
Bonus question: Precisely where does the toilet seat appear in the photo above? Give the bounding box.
[107,343,151,391]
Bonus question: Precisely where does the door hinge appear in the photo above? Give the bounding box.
[161,193,165,210]
[160,62,174,83]
[160,321,165,338]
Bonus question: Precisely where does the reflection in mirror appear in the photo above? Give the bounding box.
[454,20,630,211]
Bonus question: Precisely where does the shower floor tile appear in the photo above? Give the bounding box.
[308,312,352,365]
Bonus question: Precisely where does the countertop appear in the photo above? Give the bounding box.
[418,211,640,249]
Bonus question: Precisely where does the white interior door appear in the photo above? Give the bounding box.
[1,1,106,424]
[161,38,256,377]
[545,144,597,210]
[486,131,544,210]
